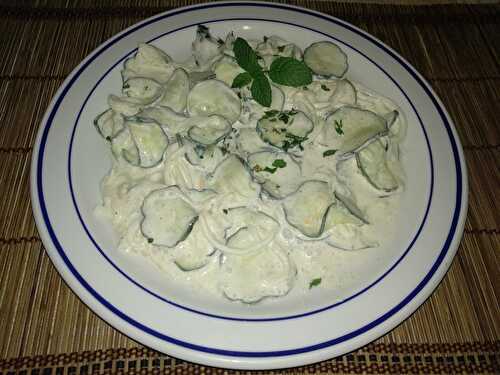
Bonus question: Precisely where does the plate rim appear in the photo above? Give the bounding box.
[30,1,468,369]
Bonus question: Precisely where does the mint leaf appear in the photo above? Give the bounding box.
[251,74,272,107]
[272,159,287,168]
[233,37,262,76]
[231,72,252,88]
[309,278,322,289]
[323,149,337,157]
[269,57,312,87]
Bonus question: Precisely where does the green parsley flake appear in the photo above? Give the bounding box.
[309,278,322,289]
[322,149,337,157]
[321,84,331,91]
[334,119,344,135]
[272,159,287,168]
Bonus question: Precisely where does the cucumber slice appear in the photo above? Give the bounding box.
[247,151,302,199]
[187,115,231,146]
[187,80,241,124]
[122,77,163,101]
[324,200,364,229]
[325,225,375,251]
[192,25,222,67]
[224,207,280,255]
[173,222,216,271]
[304,41,348,78]
[219,246,295,303]
[356,139,398,192]
[334,191,368,224]
[140,186,198,247]
[108,94,147,117]
[136,106,188,135]
[331,79,357,107]
[111,127,139,164]
[157,68,189,112]
[94,109,124,140]
[282,180,333,238]
[122,43,174,83]
[324,106,388,153]
[212,55,245,86]
[235,128,270,156]
[209,155,259,199]
[127,118,169,168]
[256,110,313,151]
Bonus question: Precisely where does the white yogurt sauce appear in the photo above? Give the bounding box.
[94,29,406,304]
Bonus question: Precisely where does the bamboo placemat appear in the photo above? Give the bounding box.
[0,1,499,374]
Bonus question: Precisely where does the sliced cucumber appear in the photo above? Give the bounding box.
[93,109,124,140]
[122,77,163,101]
[224,207,280,255]
[188,70,216,86]
[334,191,368,224]
[304,41,348,78]
[323,200,364,229]
[212,55,245,86]
[187,115,231,146]
[326,226,375,251]
[192,25,222,67]
[108,94,147,117]
[235,128,270,156]
[282,180,333,238]
[208,155,259,199]
[331,79,357,107]
[247,151,302,199]
[356,139,398,192]
[140,186,198,247]
[187,79,241,124]
[157,68,189,112]
[136,106,187,135]
[127,118,169,168]
[173,222,216,271]
[219,246,295,303]
[111,127,139,163]
[324,106,388,153]
[122,43,174,83]
[256,110,313,151]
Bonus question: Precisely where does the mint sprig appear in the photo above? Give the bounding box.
[231,37,312,107]
[269,57,312,87]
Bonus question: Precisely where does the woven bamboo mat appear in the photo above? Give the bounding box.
[0,1,499,374]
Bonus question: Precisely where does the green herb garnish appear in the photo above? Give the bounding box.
[277,45,286,53]
[231,37,312,107]
[263,166,277,174]
[309,278,322,289]
[222,209,228,214]
[334,119,344,135]
[322,149,337,157]
[321,84,331,91]
[272,159,287,168]
[231,72,252,88]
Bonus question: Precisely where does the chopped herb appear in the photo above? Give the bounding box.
[276,185,281,188]
[303,86,309,90]
[282,133,307,152]
[272,159,287,168]
[263,110,280,118]
[217,38,225,45]
[222,209,228,214]
[263,166,277,174]
[263,36,268,42]
[321,84,331,91]
[269,118,277,122]
[277,45,286,53]
[309,278,322,289]
[105,136,111,142]
[322,149,337,157]
[278,113,289,124]
[237,92,242,99]
[334,119,344,135]
[220,146,228,156]
[288,109,298,116]
[147,238,154,244]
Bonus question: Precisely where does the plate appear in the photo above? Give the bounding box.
[30,1,468,369]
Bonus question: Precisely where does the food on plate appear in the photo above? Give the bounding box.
[94,26,406,303]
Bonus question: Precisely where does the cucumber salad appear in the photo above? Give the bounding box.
[94,26,406,303]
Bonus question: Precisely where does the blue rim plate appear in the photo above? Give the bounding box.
[30,1,468,369]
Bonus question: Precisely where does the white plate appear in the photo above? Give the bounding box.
[30,1,468,369]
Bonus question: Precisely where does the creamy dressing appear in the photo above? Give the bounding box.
[94,28,406,304]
